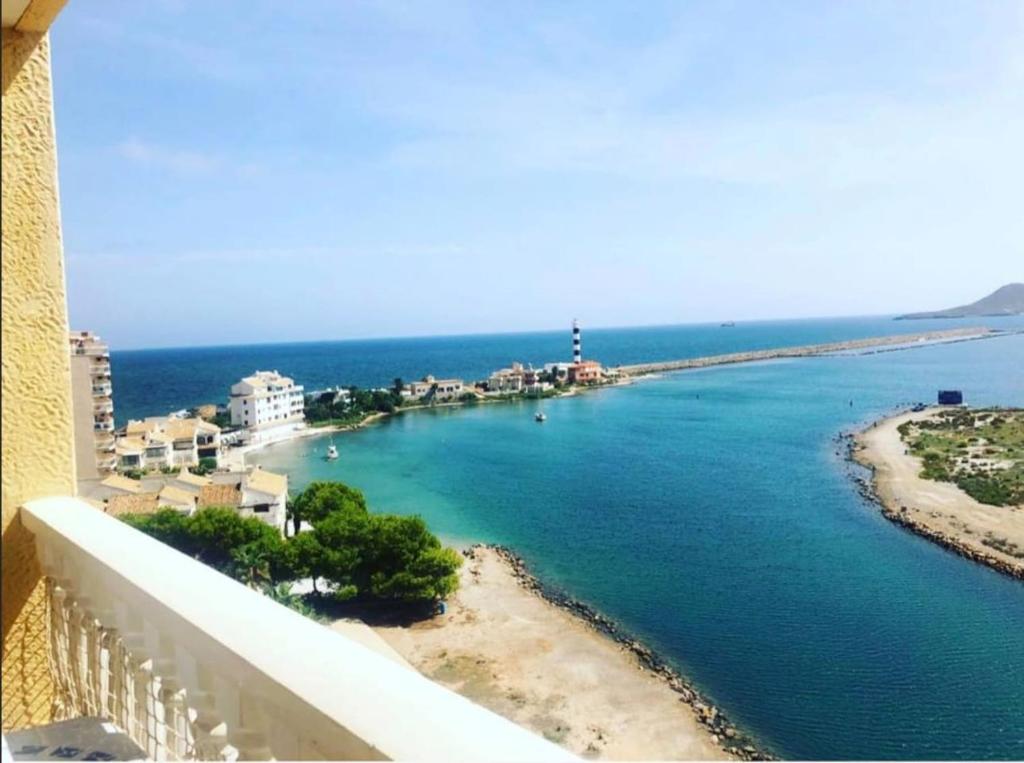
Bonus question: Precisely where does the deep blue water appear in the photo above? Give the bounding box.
[110,314,1022,425]
[246,328,1024,761]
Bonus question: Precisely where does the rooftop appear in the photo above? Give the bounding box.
[245,467,288,497]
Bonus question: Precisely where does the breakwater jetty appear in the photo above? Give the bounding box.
[614,326,1007,376]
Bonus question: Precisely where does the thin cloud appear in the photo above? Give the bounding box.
[116,137,221,175]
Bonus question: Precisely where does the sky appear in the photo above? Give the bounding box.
[51,0,1023,349]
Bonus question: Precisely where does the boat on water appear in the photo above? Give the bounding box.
[325,440,339,460]
[721,321,736,327]
[535,411,547,422]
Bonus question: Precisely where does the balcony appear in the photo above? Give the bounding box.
[73,345,110,358]
[89,362,111,378]
[93,420,114,432]
[20,498,571,761]
[92,382,113,396]
[94,399,114,415]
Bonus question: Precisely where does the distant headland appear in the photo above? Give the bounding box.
[895,282,1024,320]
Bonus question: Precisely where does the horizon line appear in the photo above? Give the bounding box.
[100,311,920,353]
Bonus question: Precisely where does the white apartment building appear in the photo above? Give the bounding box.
[230,370,305,444]
[69,331,117,479]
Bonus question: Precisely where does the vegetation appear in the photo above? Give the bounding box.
[123,480,461,611]
[190,457,218,476]
[304,387,405,426]
[900,408,1024,506]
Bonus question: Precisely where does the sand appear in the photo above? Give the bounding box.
[365,547,730,761]
[854,408,1024,578]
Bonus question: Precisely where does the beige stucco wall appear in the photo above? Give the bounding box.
[2,25,76,732]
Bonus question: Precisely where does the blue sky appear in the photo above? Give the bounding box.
[52,1,1023,349]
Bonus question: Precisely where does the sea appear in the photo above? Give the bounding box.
[111,316,1024,760]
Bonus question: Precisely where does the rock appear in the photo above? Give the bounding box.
[725,728,737,739]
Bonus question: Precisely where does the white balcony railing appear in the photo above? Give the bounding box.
[21,498,573,762]
[93,383,113,396]
[93,420,114,432]
[94,400,114,414]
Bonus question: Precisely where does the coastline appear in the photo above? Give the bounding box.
[367,545,771,761]
[229,327,1019,467]
[850,408,1024,580]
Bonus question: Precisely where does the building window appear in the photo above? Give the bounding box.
[254,504,270,513]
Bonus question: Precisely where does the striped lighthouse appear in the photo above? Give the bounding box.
[572,319,582,364]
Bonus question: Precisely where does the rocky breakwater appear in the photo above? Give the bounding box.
[614,326,995,377]
[466,544,775,761]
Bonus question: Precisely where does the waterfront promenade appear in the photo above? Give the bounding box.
[613,326,1005,376]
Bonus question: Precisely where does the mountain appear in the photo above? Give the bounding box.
[895,283,1024,320]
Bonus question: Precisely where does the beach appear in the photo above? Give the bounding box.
[366,546,747,761]
[853,408,1024,579]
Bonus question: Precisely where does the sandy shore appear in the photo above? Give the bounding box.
[366,546,761,761]
[853,408,1024,579]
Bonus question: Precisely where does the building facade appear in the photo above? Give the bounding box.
[118,416,221,471]
[230,370,305,443]
[68,331,116,479]
[488,363,526,393]
[568,361,602,385]
[402,375,465,402]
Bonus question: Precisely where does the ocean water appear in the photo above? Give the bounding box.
[244,329,1024,761]
[109,314,1023,425]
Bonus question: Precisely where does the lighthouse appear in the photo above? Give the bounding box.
[572,319,582,364]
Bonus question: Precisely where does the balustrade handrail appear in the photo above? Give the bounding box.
[21,497,573,762]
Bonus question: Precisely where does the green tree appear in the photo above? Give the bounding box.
[122,508,193,553]
[356,514,462,602]
[280,530,333,594]
[290,481,368,535]
[309,509,368,600]
[186,507,283,573]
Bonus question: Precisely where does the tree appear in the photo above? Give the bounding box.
[122,509,193,553]
[355,514,462,602]
[185,507,283,573]
[280,530,332,594]
[290,481,367,535]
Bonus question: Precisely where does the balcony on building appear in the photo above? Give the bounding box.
[17,498,571,761]
[3,1,574,758]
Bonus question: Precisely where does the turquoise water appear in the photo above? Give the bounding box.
[250,332,1024,760]
[109,315,1023,425]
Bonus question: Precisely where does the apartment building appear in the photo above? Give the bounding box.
[488,363,526,394]
[68,331,116,479]
[403,374,466,402]
[118,416,221,471]
[230,370,305,444]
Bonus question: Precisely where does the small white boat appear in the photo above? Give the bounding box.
[326,441,339,460]
[535,411,547,423]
